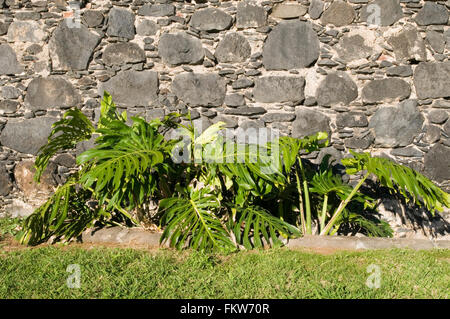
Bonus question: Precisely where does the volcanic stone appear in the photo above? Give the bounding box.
[236,2,267,28]
[172,73,226,107]
[138,4,175,17]
[271,3,307,19]
[262,21,320,70]
[224,94,245,107]
[1,86,20,99]
[107,8,135,40]
[428,110,448,124]
[103,42,145,66]
[424,144,450,183]
[344,132,374,149]
[0,117,57,155]
[426,31,445,54]
[158,32,204,65]
[190,8,232,32]
[321,1,356,27]
[0,21,8,35]
[25,77,81,110]
[136,19,159,36]
[7,21,45,42]
[308,0,324,20]
[362,78,410,104]
[14,160,57,198]
[0,165,12,196]
[0,44,23,75]
[386,65,413,77]
[215,33,251,63]
[336,112,368,128]
[369,99,424,147]
[49,20,101,71]
[415,2,449,26]
[335,34,373,63]
[316,72,358,107]
[387,25,427,62]
[261,113,296,123]
[0,100,19,114]
[224,106,266,116]
[253,76,305,103]
[413,62,450,99]
[100,70,159,107]
[82,10,104,27]
[292,109,331,139]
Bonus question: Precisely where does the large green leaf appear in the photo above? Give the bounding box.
[159,187,235,252]
[230,205,301,249]
[342,150,450,213]
[34,108,94,182]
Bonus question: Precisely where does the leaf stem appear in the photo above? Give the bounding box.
[320,172,370,236]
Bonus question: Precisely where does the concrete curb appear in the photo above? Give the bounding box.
[82,227,450,250]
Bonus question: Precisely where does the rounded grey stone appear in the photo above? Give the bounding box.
[428,110,448,124]
[190,8,232,32]
[386,65,413,77]
[103,42,146,66]
[215,33,251,63]
[253,76,305,103]
[413,62,450,99]
[336,112,368,128]
[236,2,267,28]
[25,77,81,111]
[1,86,20,99]
[158,32,204,65]
[424,144,450,183]
[138,4,175,17]
[82,10,104,27]
[387,25,427,63]
[224,94,245,107]
[107,8,135,40]
[261,113,296,123]
[0,21,8,35]
[271,3,307,19]
[362,78,410,104]
[99,70,159,107]
[292,109,331,139]
[321,1,356,27]
[0,117,58,155]
[360,0,403,26]
[316,72,358,107]
[0,165,12,196]
[0,44,23,75]
[49,20,101,71]
[7,21,45,43]
[136,19,159,36]
[308,0,324,20]
[415,2,449,26]
[0,100,19,114]
[172,73,226,107]
[335,34,373,63]
[262,21,320,70]
[426,30,445,54]
[369,99,424,147]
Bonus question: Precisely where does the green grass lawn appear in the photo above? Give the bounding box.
[0,243,449,299]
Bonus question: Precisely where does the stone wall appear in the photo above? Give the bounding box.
[0,0,449,238]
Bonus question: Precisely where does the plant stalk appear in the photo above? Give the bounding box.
[320,172,370,236]
[298,157,312,234]
[319,194,328,233]
[294,167,307,235]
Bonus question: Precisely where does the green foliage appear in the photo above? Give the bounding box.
[34,108,94,182]
[342,150,450,213]
[20,92,450,251]
[0,217,23,239]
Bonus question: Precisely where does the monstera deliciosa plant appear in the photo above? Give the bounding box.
[17,92,450,252]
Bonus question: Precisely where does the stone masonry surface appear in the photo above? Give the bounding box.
[0,0,449,240]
